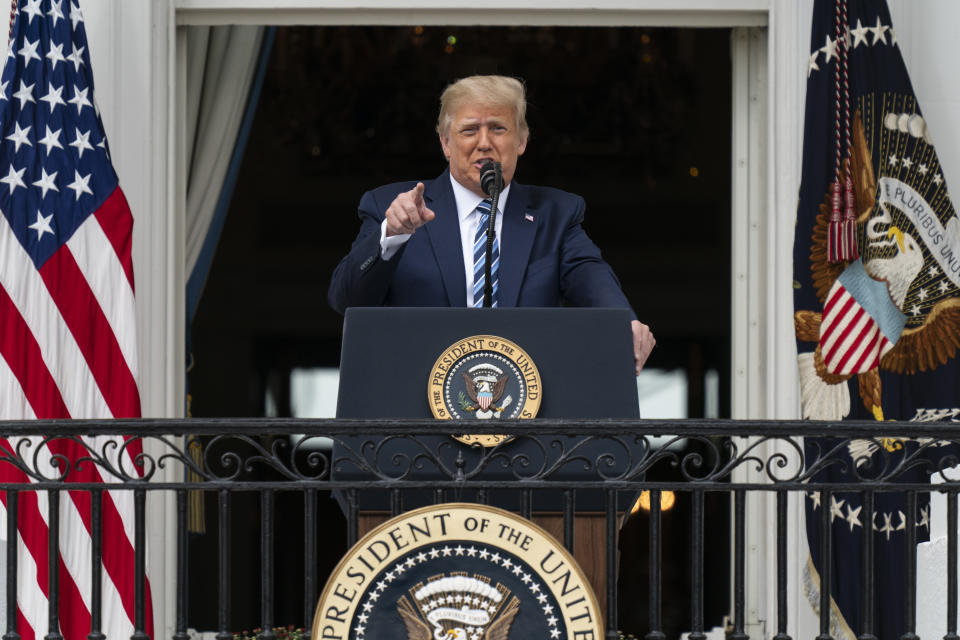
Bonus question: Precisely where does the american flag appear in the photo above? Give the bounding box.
[0,1,152,640]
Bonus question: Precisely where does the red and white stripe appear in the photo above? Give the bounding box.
[0,186,153,640]
[819,282,895,376]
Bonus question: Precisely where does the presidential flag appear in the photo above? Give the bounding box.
[794,1,960,638]
[0,1,153,640]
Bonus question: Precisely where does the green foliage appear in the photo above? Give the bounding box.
[233,626,305,640]
[457,391,475,412]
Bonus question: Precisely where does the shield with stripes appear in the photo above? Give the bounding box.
[818,260,906,376]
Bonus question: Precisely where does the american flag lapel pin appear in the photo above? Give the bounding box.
[524,213,534,222]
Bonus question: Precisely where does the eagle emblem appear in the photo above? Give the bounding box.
[796,98,960,425]
[462,364,511,419]
[396,575,519,640]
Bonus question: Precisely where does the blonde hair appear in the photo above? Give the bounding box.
[436,75,529,141]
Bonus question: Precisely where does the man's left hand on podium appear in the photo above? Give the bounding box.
[632,320,655,374]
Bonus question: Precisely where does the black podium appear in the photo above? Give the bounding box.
[332,307,641,614]
[333,307,641,508]
[336,307,639,419]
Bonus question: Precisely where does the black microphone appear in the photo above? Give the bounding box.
[479,161,503,196]
[478,161,503,307]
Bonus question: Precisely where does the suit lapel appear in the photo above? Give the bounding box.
[423,170,467,307]
[498,181,535,308]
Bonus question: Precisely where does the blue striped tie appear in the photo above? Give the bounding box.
[472,199,499,307]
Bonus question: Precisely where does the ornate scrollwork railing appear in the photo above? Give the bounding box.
[0,418,958,490]
[1,418,958,640]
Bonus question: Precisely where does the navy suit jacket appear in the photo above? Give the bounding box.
[328,169,634,316]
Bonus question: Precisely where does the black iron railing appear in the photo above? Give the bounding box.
[0,419,958,640]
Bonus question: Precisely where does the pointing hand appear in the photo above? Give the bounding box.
[385,182,436,237]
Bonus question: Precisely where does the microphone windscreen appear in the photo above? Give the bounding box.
[479,161,497,196]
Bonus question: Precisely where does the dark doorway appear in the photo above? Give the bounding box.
[187,25,732,635]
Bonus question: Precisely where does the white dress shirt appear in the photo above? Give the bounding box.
[380,174,510,302]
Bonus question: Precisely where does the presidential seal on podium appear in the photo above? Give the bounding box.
[427,335,541,446]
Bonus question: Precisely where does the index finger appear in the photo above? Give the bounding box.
[411,182,425,204]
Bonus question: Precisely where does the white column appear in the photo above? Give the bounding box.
[85,2,181,639]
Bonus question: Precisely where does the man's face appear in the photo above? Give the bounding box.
[439,103,527,197]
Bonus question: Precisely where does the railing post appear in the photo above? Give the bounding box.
[645,489,665,640]
[303,488,317,640]
[347,489,358,547]
[173,489,189,640]
[606,489,618,640]
[259,490,275,640]
[773,490,791,640]
[901,491,918,640]
[216,489,232,640]
[390,488,401,517]
[947,489,959,640]
[132,489,148,640]
[563,489,575,554]
[88,489,104,640]
[817,489,832,640]
[45,490,62,640]
[4,489,19,640]
[689,489,706,640]
[859,490,876,640]
[731,489,748,640]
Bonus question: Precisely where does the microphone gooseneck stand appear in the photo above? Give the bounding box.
[483,163,503,308]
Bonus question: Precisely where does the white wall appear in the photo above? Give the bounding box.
[889,0,960,193]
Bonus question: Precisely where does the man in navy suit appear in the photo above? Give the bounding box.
[329,75,655,372]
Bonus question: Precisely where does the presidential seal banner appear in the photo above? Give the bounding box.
[793,1,960,638]
[313,503,601,640]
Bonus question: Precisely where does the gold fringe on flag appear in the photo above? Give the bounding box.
[185,393,206,534]
[186,435,206,534]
